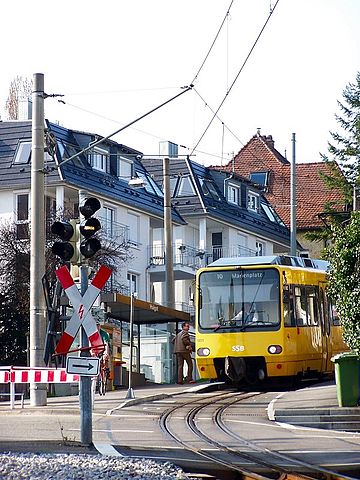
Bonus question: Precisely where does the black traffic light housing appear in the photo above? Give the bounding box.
[79,197,102,259]
[51,219,79,263]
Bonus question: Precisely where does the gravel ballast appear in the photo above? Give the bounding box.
[0,452,189,479]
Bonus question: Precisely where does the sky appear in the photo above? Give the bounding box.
[1,0,359,167]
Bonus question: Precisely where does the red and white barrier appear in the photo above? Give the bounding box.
[10,367,79,384]
[0,366,79,410]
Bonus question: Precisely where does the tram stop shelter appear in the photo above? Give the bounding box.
[100,292,191,385]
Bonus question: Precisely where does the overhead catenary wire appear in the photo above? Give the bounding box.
[191,0,235,85]
[190,0,281,156]
[44,85,193,173]
[56,96,234,163]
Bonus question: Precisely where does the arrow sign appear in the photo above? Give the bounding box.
[66,356,100,376]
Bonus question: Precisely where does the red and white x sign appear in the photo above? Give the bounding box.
[55,265,112,355]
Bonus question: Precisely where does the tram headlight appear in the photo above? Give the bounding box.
[268,345,282,354]
[197,347,210,356]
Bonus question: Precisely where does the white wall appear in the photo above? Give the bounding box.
[0,190,20,220]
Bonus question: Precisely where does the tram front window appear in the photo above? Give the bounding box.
[198,268,280,332]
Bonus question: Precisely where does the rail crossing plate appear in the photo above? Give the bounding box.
[66,356,100,376]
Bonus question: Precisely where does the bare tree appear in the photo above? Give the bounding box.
[5,76,33,120]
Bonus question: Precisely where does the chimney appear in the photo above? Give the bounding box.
[264,135,275,149]
[159,141,178,158]
[18,97,32,120]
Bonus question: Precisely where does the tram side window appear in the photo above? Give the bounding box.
[283,285,296,326]
[295,286,307,326]
[331,304,341,326]
[306,286,319,326]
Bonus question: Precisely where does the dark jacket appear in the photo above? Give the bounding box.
[173,330,192,353]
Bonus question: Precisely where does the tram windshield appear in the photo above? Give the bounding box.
[198,268,280,331]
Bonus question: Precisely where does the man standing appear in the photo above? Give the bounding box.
[173,322,194,384]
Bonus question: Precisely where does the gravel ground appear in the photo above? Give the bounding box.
[0,453,189,479]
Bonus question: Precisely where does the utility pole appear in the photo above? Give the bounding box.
[30,73,47,406]
[163,156,175,383]
[163,156,174,308]
[78,189,92,445]
[290,133,297,256]
[125,289,135,399]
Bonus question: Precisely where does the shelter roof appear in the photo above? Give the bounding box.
[101,292,190,325]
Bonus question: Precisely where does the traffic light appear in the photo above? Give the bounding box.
[79,197,102,259]
[51,219,79,263]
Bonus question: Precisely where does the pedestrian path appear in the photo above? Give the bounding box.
[268,381,360,432]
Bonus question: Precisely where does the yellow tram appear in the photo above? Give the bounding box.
[195,256,346,384]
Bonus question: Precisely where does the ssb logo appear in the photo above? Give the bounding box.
[232,345,245,352]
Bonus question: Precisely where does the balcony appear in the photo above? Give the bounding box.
[147,244,256,281]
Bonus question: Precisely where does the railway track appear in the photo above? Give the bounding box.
[159,389,354,480]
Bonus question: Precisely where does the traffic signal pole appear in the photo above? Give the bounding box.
[30,73,47,406]
[79,263,93,445]
[79,190,93,445]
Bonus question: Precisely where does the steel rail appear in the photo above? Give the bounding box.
[159,390,274,480]
[212,393,354,480]
[159,389,353,480]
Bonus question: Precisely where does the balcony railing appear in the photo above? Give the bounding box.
[97,216,130,244]
[148,244,257,269]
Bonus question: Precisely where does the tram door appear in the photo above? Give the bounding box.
[319,283,331,372]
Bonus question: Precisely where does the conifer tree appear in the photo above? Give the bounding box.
[322,71,360,207]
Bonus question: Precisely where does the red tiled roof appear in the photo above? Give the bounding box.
[216,134,346,230]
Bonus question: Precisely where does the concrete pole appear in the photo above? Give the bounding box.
[78,190,92,445]
[163,157,174,308]
[290,133,297,256]
[126,290,135,399]
[163,156,176,383]
[29,73,47,406]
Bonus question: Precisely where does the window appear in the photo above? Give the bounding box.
[261,203,285,226]
[250,171,269,188]
[16,193,29,240]
[127,211,140,246]
[45,196,56,221]
[284,285,296,327]
[306,286,319,325]
[198,268,280,331]
[177,176,196,196]
[237,233,248,256]
[199,178,221,201]
[136,172,163,197]
[127,272,138,295]
[255,240,265,256]
[119,157,133,179]
[295,286,307,326]
[57,141,84,168]
[14,142,31,164]
[228,184,239,205]
[89,147,108,172]
[103,207,115,237]
[248,191,259,212]
[261,203,276,222]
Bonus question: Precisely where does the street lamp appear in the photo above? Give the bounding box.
[126,290,136,399]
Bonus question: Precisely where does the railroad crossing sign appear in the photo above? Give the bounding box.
[66,356,100,376]
[55,264,112,355]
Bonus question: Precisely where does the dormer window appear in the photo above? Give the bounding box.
[178,176,196,196]
[228,184,239,205]
[248,191,259,212]
[89,147,109,172]
[118,156,133,180]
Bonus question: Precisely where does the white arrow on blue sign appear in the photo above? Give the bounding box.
[66,356,100,376]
